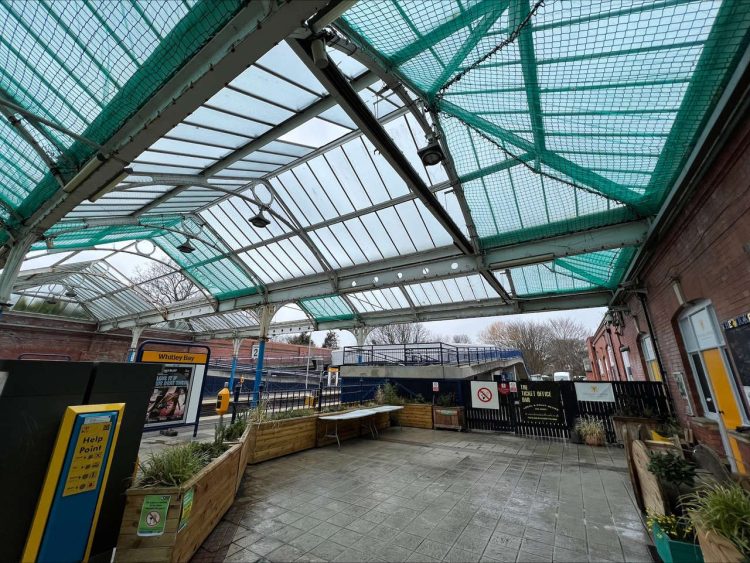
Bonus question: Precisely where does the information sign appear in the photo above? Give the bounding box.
[137,495,171,537]
[574,382,615,403]
[432,381,439,392]
[179,488,195,532]
[23,404,124,563]
[63,416,111,496]
[509,381,517,393]
[518,382,564,424]
[498,382,510,396]
[470,381,499,409]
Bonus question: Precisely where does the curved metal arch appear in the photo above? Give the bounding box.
[45,221,267,300]
[118,176,339,290]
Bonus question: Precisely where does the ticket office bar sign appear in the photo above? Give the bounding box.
[518,382,564,424]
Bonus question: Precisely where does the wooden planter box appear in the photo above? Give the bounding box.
[696,524,743,563]
[396,403,433,429]
[116,442,242,562]
[228,425,252,491]
[433,406,464,431]
[652,522,703,563]
[612,416,661,444]
[247,415,318,464]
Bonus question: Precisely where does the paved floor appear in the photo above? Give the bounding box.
[194,428,653,563]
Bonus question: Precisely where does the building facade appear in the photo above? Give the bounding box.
[586,110,750,472]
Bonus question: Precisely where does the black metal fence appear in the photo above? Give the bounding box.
[342,343,522,366]
[462,380,673,442]
[215,379,383,421]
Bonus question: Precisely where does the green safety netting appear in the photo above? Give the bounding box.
[299,294,356,323]
[508,247,635,297]
[156,230,259,301]
[0,0,246,245]
[31,215,260,301]
[339,0,750,289]
[32,216,183,250]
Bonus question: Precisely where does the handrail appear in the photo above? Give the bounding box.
[341,342,522,366]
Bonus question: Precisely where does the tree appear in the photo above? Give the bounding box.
[287,332,312,346]
[479,320,551,375]
[547,318,588,377]
[322,330,339,349]
[452,334,471,344]
[367,322,433,345]
[131,261,196,307]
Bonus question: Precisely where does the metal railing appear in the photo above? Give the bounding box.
[341,343,522,366]
[216,379,382,421]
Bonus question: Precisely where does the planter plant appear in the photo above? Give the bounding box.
[647,512,703,563]
[575,416,606,446]
[648,450,696,508]
[685,483,750,563]
[116,431,242,562]
[433,392,464,431]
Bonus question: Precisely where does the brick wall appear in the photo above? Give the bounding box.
[585,111,750,463]
[0,312,331,363]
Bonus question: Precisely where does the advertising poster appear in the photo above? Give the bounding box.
[518,382,564,424]
[145,365,193,427]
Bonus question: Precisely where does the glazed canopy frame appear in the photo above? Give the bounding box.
[1,0,749,337]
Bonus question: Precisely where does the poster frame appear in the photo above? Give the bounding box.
[136,339,211,437]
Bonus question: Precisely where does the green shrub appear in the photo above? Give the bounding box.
[137,443,210,487]
[648,451,696,487]
[436,392,456,407]
[223,411,248,441]
[685,483,750,557]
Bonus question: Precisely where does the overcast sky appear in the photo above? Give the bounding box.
[310,306,606,347]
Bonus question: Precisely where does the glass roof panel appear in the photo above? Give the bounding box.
[299,294,356,322]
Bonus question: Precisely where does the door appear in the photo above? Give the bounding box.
[680,302,748,473]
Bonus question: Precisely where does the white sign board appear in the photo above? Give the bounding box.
[575,382,615,402]
[470,381,499,409]
[251,345,259,359]
[432,381,439,392]
[509,381,517,393]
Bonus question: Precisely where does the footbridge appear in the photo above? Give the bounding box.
[335,343,526,381]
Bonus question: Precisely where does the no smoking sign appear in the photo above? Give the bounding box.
[470,381,499,409]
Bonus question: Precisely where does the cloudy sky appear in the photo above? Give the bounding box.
[311,306,606,347]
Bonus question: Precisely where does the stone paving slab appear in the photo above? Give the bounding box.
[194,428,652,562]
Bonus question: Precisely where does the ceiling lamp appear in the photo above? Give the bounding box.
[45,297,58,305]
[65,289,77,298]
[418,139,445,166]
[249,209,271,229]
[45,238,54,249]
[177,238,195,254]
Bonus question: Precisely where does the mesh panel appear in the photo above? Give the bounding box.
[340,1,750,290]
[508,247,635,296]
[299,294,356,322]
[0,0,245,224]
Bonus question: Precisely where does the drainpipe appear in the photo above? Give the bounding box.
[638,292,667,379]
[603,328,620,381]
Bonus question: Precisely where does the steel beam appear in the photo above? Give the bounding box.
[290,37,475,256]
[93,219,647,329]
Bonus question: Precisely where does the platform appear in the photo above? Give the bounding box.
[195,428,652,563]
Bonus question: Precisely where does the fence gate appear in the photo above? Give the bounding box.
[462,380,672,442]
